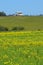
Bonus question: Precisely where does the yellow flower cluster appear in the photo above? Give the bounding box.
[0,31,43,46]
[0,31,43,65]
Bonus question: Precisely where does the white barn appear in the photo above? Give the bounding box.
[16,12,23,16]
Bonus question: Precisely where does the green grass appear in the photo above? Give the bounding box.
[0,16,43,30]
[0,31,43,65]
[0,16,43,65]
[0,45,43,65]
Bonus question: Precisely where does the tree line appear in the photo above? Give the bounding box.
[0,11,43,16]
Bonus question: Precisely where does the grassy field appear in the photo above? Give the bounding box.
[0,31,43,65]
[0,16,43,30]
[0,16,43,65]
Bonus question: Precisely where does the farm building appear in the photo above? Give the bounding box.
[16,12,23,16]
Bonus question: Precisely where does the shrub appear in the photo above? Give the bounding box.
[38,29,40,31]
[12,26,24,31]
[0,26,8,31]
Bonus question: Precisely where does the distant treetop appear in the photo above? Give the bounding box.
[0,11,6,16]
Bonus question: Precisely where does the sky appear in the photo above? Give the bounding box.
[0,0,43,15]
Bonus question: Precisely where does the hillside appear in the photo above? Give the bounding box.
[0,16,43,31]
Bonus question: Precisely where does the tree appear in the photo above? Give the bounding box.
[0,11,6,16]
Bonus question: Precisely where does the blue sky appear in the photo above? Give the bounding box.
[0,0,43,15]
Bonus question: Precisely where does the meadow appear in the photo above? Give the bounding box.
[0,16,43,30]
[0,31,43,65]
[0,16,43,65]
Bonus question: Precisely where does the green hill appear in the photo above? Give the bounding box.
[0,16,43,31]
